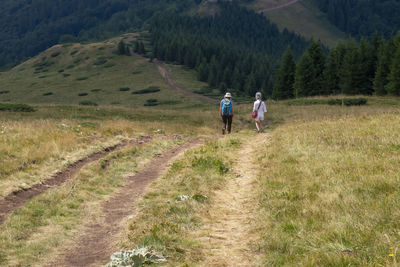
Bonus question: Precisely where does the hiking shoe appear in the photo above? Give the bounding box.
[222,129,226,135]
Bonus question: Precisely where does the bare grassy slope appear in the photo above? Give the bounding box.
[248,0,346,47]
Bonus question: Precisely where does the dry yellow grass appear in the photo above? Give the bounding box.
[256,113,400,265]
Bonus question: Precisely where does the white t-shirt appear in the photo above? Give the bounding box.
[253,100,267,120]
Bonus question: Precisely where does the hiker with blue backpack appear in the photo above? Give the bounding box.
[220,92,234,135]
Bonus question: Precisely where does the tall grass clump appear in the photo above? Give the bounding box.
[257,113,400,266]
[126,138,239,264]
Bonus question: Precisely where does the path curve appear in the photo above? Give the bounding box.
[54,138,204,267]
[195,134,269,266]
[258,0,299,13]
[154,60,218,103]
[0,136,152,225]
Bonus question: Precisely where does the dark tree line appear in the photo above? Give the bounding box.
[273,33,400,99]
[0,0,199,68]
[316,0,400,38]
[148,2,309,97]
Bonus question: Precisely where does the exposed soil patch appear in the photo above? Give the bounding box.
[194,134,269,266]
[154,60,218,103]
[0,136,152,225]
[54,138,203,267]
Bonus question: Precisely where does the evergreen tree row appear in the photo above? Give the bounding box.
[273,33,400,99]
[149,2,309,97]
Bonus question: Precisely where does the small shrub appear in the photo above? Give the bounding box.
[146,99,158,103]
[0,90,9,94]
[66,64,75,69]
[144,102,158,106]
[104,62,116,68]
[70,50,79,56]
[78,93,88,96]
[111,101,120,105]
[79,101,98,106]
[328,98,368,106]
[93,57,107,65]
[63,73,71,77]
[119,87,130,91]
[132,71,142,75]
[73,58,82,64]
[51,51,61,57]
[91,88,101,92]
[0,103,35,112]
[76,77,88,81]
[43,92,53,96]
[132,86,161,94]
[58,69,64,73]
[38,76,47,79]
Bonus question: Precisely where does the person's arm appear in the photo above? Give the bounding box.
[263,102,267,113]
[219,102,222,117]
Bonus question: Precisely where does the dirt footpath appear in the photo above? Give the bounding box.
[194,134,269,266]
[52,138,203,267]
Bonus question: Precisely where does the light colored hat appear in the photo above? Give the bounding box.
[224,92,232,98]
[255,92,262,100]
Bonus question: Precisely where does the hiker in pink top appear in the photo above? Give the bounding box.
[253,92,267,133]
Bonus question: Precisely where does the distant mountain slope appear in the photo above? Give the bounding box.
[247,0,347,47]
[0,34,205,107]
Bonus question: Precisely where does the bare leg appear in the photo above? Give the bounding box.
[256,121,262,133]
[255,121,261,132]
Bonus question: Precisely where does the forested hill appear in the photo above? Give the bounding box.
[0,0,199,68]
[316,0,400,38]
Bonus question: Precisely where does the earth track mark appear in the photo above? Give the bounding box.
[54,138,205,267]
[0,136,152,225]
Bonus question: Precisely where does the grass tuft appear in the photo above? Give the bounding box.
[0,103,35,112]
[132,86,160,95]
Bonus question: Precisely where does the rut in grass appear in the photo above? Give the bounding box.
[0,136,152,225]
[194,134,269,266]
[52,138,204,267]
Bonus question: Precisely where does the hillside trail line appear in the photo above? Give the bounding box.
[52,138,205,267]
[195,133,269,266]
[258,0,299,13]
[154,59,219,103]
[0,136,152,225]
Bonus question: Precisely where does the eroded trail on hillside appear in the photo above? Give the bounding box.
[0,136,152,225]
[154,59,218,103]
[258,0,299,12]
[195,134,269,266]
[53,138,204,267]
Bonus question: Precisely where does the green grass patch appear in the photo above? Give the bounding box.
[0,103,35,112]
[104,62,116,68]
[79,101,98,106]
[132,86,160,95]
[119,87,130,92]
[43,92,53,96]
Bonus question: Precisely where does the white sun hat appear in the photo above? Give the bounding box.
[224,92,232,98]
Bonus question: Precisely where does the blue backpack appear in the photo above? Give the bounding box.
[221,99,232,115]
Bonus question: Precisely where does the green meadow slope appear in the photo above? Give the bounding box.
[247,0,347,47]
[0,34,209,108]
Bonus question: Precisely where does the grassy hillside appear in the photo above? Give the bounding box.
[248,0,347,47]
[0,34,208,108]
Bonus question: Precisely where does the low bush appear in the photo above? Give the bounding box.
[119,87,130,91]
[70,50,79,56]
[66,64,75,69]
[0,90,9,94]
[76,77,88,81]
[132,86,160,94]
[91,89,101,92]
[43,92,53,96]
[104,62,116,68]
[51,51,61,57]
[38,76,47,79]
[58,69,64,73]
[0,103,35,112]
[78,93,88,96]
[79,101,98,106]
[132,71,142,75]
[63,73,71,77]
[73,58,82,64]
[93,57,107,65]
[144,98,159,106]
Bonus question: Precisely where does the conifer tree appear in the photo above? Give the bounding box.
[272,47,296,99]
[294,52,314,97]
[339,39,360,94]
[323,43,344,95]
[386,45,400,96]
[374,40,391,95]
[118,40,126,55]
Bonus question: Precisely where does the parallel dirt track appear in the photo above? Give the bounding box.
[258,0,299,12]
[0,136,152,225]
[53,138,203,267]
